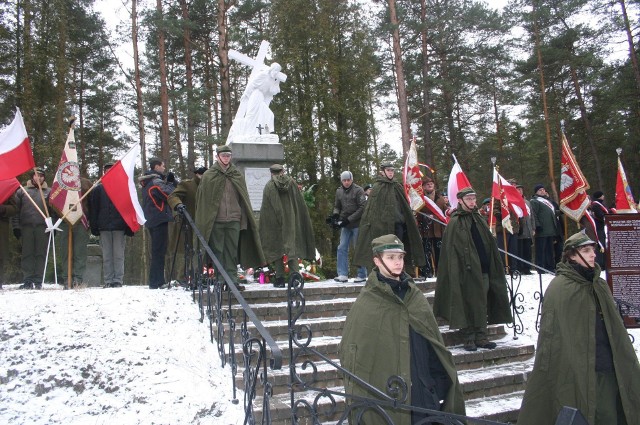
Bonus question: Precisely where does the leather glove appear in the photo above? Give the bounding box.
[339,219,350,228]
[91,227,100,237]
[176,203,186,214]
[13,228,21,239]
[166,172,176,183]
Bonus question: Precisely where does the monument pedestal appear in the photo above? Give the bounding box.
[229,139,284,211]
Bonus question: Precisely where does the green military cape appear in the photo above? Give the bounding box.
[353,176,425,269]
[339,270,466,425]
[259,175,315,264]
[168,176,199,217]
[433,207,512,329]
[518,262,640,425]
[195,162,265,268]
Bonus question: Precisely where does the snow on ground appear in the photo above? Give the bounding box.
[1,273,639,425]
[0,284,245,425]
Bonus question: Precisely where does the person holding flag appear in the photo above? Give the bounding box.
[11,168,50,289]
[434,187,512,352]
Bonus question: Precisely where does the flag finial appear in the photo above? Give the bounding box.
[616,147,622,156]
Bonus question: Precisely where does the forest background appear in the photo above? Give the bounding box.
[1,0,639,282]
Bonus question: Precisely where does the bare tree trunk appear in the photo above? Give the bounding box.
[169,76,186,175]
[179,0,195,171]
[156,0,170,165]
[387,0,411,155]
[569,65,604,190]
[532,0,558,202]
[420,0,434,176]
[217,0,235,139]
[78,67,86,173]
[54,1,68,146]
[204,39,215,166]
[618,0,640,104]
[492,75,504,154]
[132,0,147,285]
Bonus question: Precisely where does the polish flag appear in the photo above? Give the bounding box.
[447,156,472,210]
[615,156,637,213]
[101,144,146,232]
[0,177,20,204]
[0,108,35,180]
[491,168,513,234]
[559,134,591,222]
[492,170,528,218]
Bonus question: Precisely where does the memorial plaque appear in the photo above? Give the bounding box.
[606,213,640,327]
[245,167,271,211]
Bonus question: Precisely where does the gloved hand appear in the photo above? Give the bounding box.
[0,204,6,217]
[13,228,21,239]
[536,226,542,234]
[176,203,186,214]
[91,227,100,237]
[166,172,176,183]
[333,213,339,220]
[339,219,350,228]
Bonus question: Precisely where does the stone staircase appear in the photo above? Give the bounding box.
[213,279,534,424]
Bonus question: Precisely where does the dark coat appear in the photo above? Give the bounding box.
[259,174,315,264]
[140,171,175,228]
[530,195,558,237]
[353,176,425,269]
[518,262,640,425]
[195,162,265,268]
[433,207,512,328]
[88,183,130,234]
[333,183,366,229]
[339,270,465,425]
[12,180,50,228]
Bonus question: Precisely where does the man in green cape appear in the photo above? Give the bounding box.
[259,164,315,288]
[353,163,425,271]
[340,234,465,425]
[433,187,512,351]
[518,232,640,425]
[168,166,206,285]
[195,145,264,288]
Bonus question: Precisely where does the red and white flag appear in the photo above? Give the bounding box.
[491,168,513,234]
[0,108,35,180]
[447,155,472,210]
[101,144,146,232]
[615,156,637,213]
[402,140,448,223]
[559,134,591,222]
[0,177,20,204]
[492,170,528,218]
[49,120,87,227]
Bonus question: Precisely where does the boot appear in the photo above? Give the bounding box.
[475,338,497,350]
[463,340,477,352]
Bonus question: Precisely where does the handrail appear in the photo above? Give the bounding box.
[179,208,283,370]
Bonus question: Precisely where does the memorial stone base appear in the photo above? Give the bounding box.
[229,138,284,212]
[84,243,103,287]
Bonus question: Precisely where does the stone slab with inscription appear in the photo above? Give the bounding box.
[606,213,640,327]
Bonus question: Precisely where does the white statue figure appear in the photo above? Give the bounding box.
[227,41,287,144]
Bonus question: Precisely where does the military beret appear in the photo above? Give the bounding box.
[270,164,284,173]
[563,232,596,251]
[592,191,604,200]
[422,176,434,184]
[533,184,545,193]
[456,187,476,199]
[483,198,491,204]
[31,167,45,176]
[217,144,232,154]
[194,166,208,175]
[372,234,405,254]
[363,183,373,191]
[380,162,394,170]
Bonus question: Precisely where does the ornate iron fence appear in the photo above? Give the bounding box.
[179,209,282,423]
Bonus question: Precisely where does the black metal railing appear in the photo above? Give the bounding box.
[177,209,282,424]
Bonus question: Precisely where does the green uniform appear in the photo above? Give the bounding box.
[167,177,200,282]
[518,262,640,425]
[195,162,264,281]
[13,180,51,283]
[353,176,425,270]
[339,270,465,425]
[433,206,512,336]
[259,174,315,278]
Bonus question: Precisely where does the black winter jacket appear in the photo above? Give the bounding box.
[88,183,129,234]
[140,171,175,228]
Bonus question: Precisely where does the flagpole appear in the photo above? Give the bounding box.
[57,179,101,224]
[18,186,48,221]
[68,226,73,290]
[490,158,497,236]
[32,167,50,218]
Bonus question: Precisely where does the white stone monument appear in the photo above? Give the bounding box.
[226,40,287,210]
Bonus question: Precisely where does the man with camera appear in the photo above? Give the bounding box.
[331,170,367,283]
